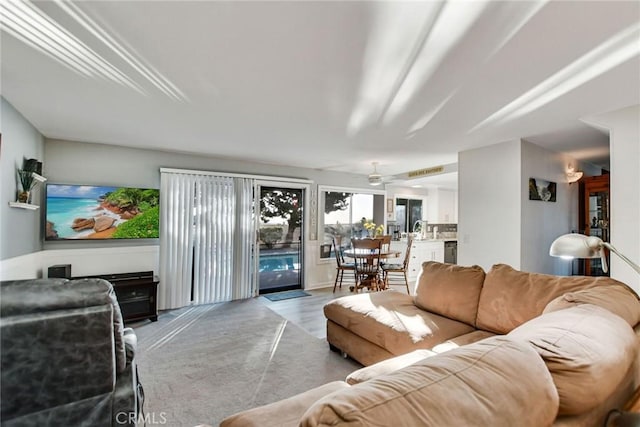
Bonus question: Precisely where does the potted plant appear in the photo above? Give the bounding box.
[17,169,36,203]
[363,221,385,238]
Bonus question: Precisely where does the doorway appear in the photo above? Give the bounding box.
[396,198,423,233]
[257,185,305,294]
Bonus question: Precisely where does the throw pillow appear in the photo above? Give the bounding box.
[543,284,640,327]
[413,261,485,327]
[475,264,626,334]
[509,304,637,415]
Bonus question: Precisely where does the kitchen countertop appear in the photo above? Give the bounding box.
[396,238,457,243]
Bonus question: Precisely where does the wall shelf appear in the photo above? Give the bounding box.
[8,202,40,210]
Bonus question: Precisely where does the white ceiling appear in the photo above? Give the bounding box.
[2,1,639,182]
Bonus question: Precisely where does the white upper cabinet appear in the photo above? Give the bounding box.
[426,189,458,224]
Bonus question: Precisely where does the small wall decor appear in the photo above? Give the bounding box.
[12,157,46,206]
[386,198,395,221]
[309,185,318,240]
[529,178,556,202]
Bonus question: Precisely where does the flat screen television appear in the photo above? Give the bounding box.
[45,184,160,240]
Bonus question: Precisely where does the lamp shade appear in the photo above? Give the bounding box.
[550,233,609,273]
[550,233,640,276]
[549,233,604,259]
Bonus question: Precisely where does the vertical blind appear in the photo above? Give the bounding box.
[159,172,195,309]
[159,171,256,310]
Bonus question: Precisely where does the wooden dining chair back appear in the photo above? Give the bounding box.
[379,235,392,253]
[332,237,355,292]
[351,238,383,292]
[382,235,413,294]
[378,234,393,268]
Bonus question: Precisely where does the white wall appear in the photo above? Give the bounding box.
[459,138,605,276]
[458,140,522,270]
[519,140,599,275]
[0,98,44,260]
[583,105,640,292]
[0,251,42,280]
[26,138,374,289]
[0,246,158,281]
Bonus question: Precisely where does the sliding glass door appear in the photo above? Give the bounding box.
[257,184,305,294]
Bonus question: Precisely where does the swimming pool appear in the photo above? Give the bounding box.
[259,251,300,272]
[259,249,301,291]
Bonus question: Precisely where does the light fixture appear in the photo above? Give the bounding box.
[566,166,583,184]
[549,233,640,275]
[368,162,383,186]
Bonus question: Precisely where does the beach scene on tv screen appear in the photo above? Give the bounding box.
[46,185,160,240]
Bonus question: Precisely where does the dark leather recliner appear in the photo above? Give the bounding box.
[0,278,142,427]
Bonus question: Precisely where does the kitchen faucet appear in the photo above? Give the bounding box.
[413,220,427,233]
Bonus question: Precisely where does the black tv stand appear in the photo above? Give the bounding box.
[73,271,158,323]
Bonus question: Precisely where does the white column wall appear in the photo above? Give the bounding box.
[458,140,522,271]
[584,106,640,292]
[519,141,599,275]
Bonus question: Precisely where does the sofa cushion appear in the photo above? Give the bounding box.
[475,264,621,334]
[326,321,395,366]
[431,329,495,353]
[346,349,436,385]
[543,283,640,327]
[220,381,350,427]
[414,262,485,327]
[301,336,559,427]
[508,304,637,415]
[324,291,474,356]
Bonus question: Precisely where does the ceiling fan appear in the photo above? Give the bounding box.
[368,162,383,186]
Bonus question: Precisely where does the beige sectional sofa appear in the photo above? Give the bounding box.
[220,262,640,427]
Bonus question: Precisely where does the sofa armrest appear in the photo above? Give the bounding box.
[113,359,139,426]
[123,328,137,364]
[113,328,141,426]
[302,337,559,427]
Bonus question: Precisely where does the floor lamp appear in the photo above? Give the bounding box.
[549,233,640,275]
[550,233,640,427]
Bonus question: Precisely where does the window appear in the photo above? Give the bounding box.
[319,186,385,258]
[395,198,423,233]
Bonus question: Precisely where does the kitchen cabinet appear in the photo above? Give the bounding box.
[436,190,457,223]
[391,240,445,282]
[425,189,458,224]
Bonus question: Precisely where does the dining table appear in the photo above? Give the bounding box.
[343,248,401,292]
[343,248,401,260]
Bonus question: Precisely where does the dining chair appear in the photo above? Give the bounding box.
[350,237,383,292]
[332,237,355,293]
[380,235,392,253]
[382,235,413,294]
[378,234,393,267]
